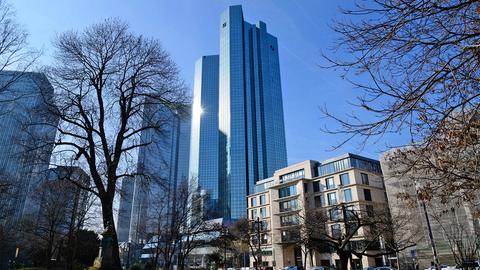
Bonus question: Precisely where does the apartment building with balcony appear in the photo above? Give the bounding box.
[247,154,388,270]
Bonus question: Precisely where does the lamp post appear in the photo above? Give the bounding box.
[126,241,131,270]
[222,225,229,270]
[253,217,263,270]
[415,181,440,270]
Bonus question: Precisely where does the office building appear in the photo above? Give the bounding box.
[247,154,388,269]
[37,166,91,234]
[116,105,191,244]
[0,71,58,268]
[189,55,220,218]
[381,150,480,270]
[189,5,288,220]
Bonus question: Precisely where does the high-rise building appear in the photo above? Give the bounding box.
[189,55,220,218]
[38,166,91,234]
[0,71,58,268]
[116,105,191,244]
[381,149,480,270]
[189,5,288,220]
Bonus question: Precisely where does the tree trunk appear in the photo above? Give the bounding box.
[338,251,350,270]
[310,249,314,268]
[100,199,122,270]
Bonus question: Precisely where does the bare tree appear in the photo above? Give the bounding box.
[16,166,93,269]
[286,204,416,270]
[34,19,187,269]
[322,1,480,206]
[227,218,263,269]
[138,180,220,270]
[430,205,480,269]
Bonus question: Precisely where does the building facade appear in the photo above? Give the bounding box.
[38,166,91,234]
[217,5,288,219]
[189,55,220,218]
[0,71,59,268]
[116,105,191,244]
[247,154,388,269]
[381,150,480,270]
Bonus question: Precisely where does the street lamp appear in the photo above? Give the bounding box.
[414,181,440,270]
[253,217,263,270]
[126,241,131,269]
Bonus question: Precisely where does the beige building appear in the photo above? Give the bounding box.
[247,154,389,270]
[381,150,480,270]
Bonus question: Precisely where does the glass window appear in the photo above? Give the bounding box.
[345,206,356,221]
[346,222,358,236]
[343,188,353,202]
[251,209,257,219]
[261,220,269,230]
[313,181,320,192]
[260,194,266,205]
[260,207,267,219]
[326,177,335,189]
[331,224,341,238]
[280,214,299,226]
[314,195,324,207]
[280,169,305,182]
[366,205,374,217]
[251,197,257,207]
[327,192,337,205]
[261,233,269,244]
[364,189,372,201]
[340,173,350,185]
[279,185,296,198]
[318,158,352,176]
[303,183,308,193]
[279,199,298,212]
[329,207,341,221]
[361,173,369,185]
[281,230,300,242]
[351,158,382,174]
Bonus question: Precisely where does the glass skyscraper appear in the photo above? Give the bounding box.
[189,55,220,218]
[0,72,58,267]
[116,105,191,243]
[219,5,288,219]
[190,5,287,220]
[0,72,58,222]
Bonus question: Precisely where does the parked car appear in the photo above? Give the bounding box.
[453,261,480,270]
[283,266,298,270]
[423,265,450,270]
[308,267,335,270]
[376,267,397,270]
[363,267,376,270]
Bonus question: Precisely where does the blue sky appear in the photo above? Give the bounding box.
[12,0,406,164]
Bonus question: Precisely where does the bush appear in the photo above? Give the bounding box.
[129,263,144,270]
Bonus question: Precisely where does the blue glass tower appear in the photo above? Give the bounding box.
[189,55,220,218]
[218,6,288,219]
[0,72,58,266]
[0,72,58,222]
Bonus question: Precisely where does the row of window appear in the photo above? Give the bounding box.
[250,220,270,231]
[250,194,267,207]
[317,156,382,176]
[326,188,352,205]
[305,173,370,194]
[278,185,296,198]
[330,222,359,238]
[280,214,299,226]
[250,207,267,219]
[279,199,297,212]
[279,169,304,183]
